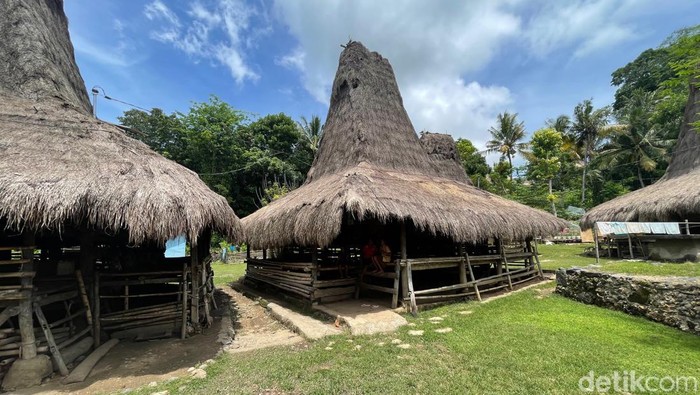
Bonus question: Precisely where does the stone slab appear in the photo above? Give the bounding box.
[267,303,342,340]
[313,300,408,336]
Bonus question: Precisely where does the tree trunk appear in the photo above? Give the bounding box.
[580,152,588,204]
[637,166,645,188]
[507,154,513,181]
[549,178,557,217]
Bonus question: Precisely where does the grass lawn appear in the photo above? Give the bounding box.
[537,243,700,277]
[211,261,247,286]
[132,282,700,395]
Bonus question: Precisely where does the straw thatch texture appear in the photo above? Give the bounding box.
[0,0,92,114]
[580,79,700,228]
[419,132,472,184]
[0,0,242,245]
[243,41,567,248]
[0,94,242,244]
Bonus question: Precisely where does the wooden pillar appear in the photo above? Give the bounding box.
[495,238,503,275]
[246,242,251,261]
[262,249,267,260]
[399,221,408,304]
[79,231,96,292]
[190,243,200,332]
[458,244,467,291]
[627,235,634,259]
[93,272,100,347]
[19,234,36,359]
[311,248,318,303]
[593,225,600,264]
[181,260,188,339]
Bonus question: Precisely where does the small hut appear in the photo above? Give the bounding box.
[0,0,242,388]
[242,42,566,311]
[581,79,700,260]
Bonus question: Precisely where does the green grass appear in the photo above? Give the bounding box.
[537,243,700,277]
[211,261,246,286]
[130,282,700,395]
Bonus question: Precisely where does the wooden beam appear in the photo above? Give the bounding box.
[190,244,200,332]
[19,237,36,359]
[93,272,100,348]
[181,261,188,340]
[593,225,600,264]
[33,303,68,376]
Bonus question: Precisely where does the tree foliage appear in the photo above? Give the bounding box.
[118,96,314,217]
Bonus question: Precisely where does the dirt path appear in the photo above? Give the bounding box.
[18,285,303,395]
[220,286,304,353]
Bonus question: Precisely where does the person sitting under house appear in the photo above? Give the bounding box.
[361,239,382,273]
[379,240,393,271]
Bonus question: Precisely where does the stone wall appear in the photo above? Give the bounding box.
[556,268,699,335]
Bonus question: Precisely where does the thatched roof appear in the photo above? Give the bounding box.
[0,0,242,245]
[419,132,472,184]
[0,0,92,114]
[581,79,700,228]
[243,41,567,249]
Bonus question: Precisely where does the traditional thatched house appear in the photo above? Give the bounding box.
[581,80,700,260]
[243,42,566,311]
[0,0,241,388]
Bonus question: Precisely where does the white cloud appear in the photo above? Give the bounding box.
[272,0,521,146]
[144,0,181,27]
[523,0,639,58]
[271,0,647,148]
[143,0,262,84]
[275,47,305,71]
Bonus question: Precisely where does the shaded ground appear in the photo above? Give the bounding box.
[19,282,303,395]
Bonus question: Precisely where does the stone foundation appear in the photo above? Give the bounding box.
[556,268,699,335]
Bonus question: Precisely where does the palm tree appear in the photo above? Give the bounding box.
[571,100,611,203]
[484,112,528,180]
[597,91,672,187]
[299,115,323,152]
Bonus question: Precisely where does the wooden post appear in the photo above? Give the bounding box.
[627,234,634,259]
[181,261,188,340]
[593,224,600,264]
[465,253,481,302]
[458,244,467,292]
[124,285,129,311]
[400,221,408,306]
[685,220,690,235]
[190,244,200,332]
[391,260,400,309]
[79,230,96,304]
[19,237,37,360]
[75,270,93,331]
[400,222,407,260]
[93,271,100,348]
[406,261,418,316]
[311,249,318,303]
[34,303,68,376]
[246,242,251,261]
[262,249,267,260]
[495,238,503,275]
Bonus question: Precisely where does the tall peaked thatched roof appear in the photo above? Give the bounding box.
[419,132,472,184]
[0,0,92,114]
[243,41,566,249]
[581,79,700,228]
[0,0,242,245]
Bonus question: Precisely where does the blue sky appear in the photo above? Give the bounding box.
[65,0,699,164]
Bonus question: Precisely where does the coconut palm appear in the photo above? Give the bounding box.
[484,112,528,180]
[597,91,672,188]
[571,99,612,203]
[299,115,323,152]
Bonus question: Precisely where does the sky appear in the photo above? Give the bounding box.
[65,0,699,165]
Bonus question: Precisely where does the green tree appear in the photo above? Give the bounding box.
[571,99,611,204]
[298,115,324,152]
[455,138,490,187]
[527,128,563,216]
[118,108,184,160]
[484,112,528,180]
[597,90,672,188]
